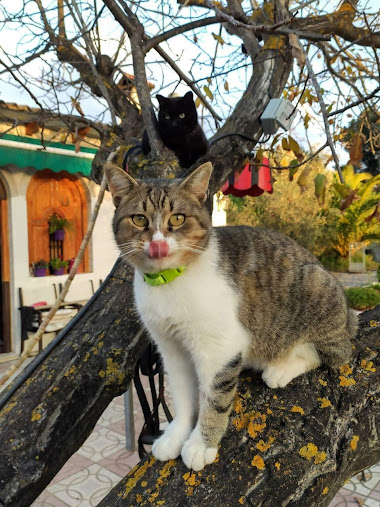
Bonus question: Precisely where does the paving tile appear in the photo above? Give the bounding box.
[51,454,94,484]
[33,490,70,507]
[76,426,126,462]
[98,447,140,476]
[47,463,122,507]
[96,399,125,427]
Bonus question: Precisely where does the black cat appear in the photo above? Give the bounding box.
[141,91,209,169]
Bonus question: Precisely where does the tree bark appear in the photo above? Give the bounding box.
[99,306,380,507]
[0,260,149,507]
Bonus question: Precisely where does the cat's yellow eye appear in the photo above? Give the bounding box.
[132,214,148,227]
[165,114,170,120]
[169,214,186,227]
[179,113,185,119]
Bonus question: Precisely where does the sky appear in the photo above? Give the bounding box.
[0,0,378,166]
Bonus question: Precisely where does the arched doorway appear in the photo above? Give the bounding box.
[0,177,11,353]
[27,170,89,274]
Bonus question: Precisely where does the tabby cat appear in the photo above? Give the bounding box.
[105,161,357,471]
[141,91,209,168]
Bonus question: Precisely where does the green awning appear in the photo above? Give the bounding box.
[0,134,98,177]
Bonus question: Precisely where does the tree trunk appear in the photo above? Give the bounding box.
[99,306,379,507]
[0,260,148,507]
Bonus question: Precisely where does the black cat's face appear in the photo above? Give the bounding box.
[157,91,198,134]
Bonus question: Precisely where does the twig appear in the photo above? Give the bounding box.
[328,85,380,118]
[65,0,117,126]
[144,16,221,52]
[0,58,45,110]
[300,45,345,183]
[0,150,118,388]
[153,45,223,122]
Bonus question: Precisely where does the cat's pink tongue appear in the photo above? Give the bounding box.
[149,240,169,259]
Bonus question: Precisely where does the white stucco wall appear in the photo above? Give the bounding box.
[0,166,119,354]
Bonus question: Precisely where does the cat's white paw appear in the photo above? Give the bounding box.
[262,364,295,388]
[181,430,217,471]
[152,420,191,461]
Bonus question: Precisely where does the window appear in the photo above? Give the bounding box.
[27,170,89,274]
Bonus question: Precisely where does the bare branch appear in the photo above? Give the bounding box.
[303,50,345,183]
[328,85,380,118]
[144,16,221,52]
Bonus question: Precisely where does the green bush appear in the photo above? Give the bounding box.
[319,253,349,272]
[378,265,380,282]
[345,287,380,310]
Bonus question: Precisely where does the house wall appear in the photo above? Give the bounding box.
[0,165,119,354]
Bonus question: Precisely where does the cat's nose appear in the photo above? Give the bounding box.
[149,240,169,259]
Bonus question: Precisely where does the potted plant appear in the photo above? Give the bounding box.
[48,216,72,241]
[49,258,68,276]
[33,259,49,277]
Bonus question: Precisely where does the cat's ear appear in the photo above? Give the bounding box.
[156,94,166,106]
[184,91,193,102]
[104,162,138,207]
[180,162,213,202]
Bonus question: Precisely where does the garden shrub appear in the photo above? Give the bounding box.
[345,287,380,310]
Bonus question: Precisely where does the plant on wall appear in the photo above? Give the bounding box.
[32,259,49,277]
[49,258,68,275]
[48,216,72,240]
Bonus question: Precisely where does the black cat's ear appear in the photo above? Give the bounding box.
[180,162,213,202]
[156,94,166,106]
[184,91,193,102]
[104,162,139,208]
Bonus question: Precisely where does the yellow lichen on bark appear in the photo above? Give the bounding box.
[256,436,275,452]
[322,487,329,495]
[361,359,376,373]
[291,406,304,415]
[299,443,326,464]
[340,364,353,376]
[350,435,359,450]
[318,397,332,408]
[339,376,356,386]
[251,455,265,470]
[122,456,156,498]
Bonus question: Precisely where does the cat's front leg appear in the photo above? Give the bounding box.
[181,351,243,471]
[151,339,197,462]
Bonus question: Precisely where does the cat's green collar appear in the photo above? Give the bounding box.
[143,266,186,286]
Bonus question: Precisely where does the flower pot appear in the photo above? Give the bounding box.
[53,229,65,241]
[34,267,47,277]
[52,268,65,276]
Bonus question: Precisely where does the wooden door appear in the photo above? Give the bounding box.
[0,177,11,352]
[27,170,89,273]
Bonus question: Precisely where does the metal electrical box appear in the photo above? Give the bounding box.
[260,98,297,135]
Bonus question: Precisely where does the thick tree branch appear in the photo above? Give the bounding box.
[100,307,380,506]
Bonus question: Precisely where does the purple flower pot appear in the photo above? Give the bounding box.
[53,268,65,276]
[34,267,47,277]
[53,229,65,241]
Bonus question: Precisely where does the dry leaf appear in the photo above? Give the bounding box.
[349,133,363,167]
[289,34,306,67]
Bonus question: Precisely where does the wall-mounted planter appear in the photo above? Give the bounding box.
[52,268,65,276]
[34,268,47,277]
[53,229,65,241]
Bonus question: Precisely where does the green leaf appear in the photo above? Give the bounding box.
[203,85,213,100]
[212,33,225,45]
[314,173,327,206]
[271,133,282,148]
[288,136,300,154]
[282,137,290,151]
[303,113,310,129]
